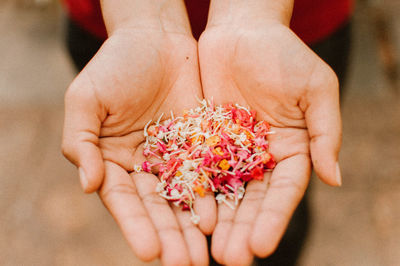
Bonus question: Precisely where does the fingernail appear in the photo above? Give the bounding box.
[79,167,88,191]
[335,162,342,186]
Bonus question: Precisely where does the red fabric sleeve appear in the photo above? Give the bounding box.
[62,0,107,40]
[62,0,353,45]
[290,0,354,44]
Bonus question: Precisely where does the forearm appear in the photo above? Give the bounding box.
[207,0,294,28]
[101,0,191,35]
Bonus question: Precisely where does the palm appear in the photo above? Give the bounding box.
[63,30,213,265]
[199,23,340,265]
[83,30,198,165]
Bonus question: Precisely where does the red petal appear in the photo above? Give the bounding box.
[250,166,264,180]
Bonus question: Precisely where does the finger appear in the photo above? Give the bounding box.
[222,175,271,266]
[172,205,209,266]
[250,154,310,258]
[136,143,217,234]
[211,198,236,264]
[99,161,160,261]
[62,74,107,192]
[193,191,217,235]
[132,149,191,266]
[304,66,342,186]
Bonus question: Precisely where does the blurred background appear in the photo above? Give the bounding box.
[0,0,399,265]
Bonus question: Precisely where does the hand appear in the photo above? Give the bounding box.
[199,19,342,265]
[62,27,215,265]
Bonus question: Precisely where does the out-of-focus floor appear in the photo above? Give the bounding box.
[0,0,399,265]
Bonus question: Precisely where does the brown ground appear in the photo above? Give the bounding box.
[0,1,399,265]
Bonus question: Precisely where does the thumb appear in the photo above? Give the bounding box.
[62,74,106,193]
[304,66,342,186]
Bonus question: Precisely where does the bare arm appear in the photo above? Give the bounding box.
[208,0,293,27]
[199,0,341,264]
[62,1,214,265]
[101,0,191,35]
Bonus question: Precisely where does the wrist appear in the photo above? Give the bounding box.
[101,0,192,36]
[207,0,293,29]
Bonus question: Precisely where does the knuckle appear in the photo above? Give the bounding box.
[217,218,234,226]
[100,183,138,201]
[64,74,92,104]
[61,141,74,162]
[260,206,288,223]
[158,225,181,234]
[142,191,166,205]
[269,174,307,195]
[327,66,339,86]
[64,81,80,102]
[323,65,340,90]
[309,62,339,93]
[243,188,266,202]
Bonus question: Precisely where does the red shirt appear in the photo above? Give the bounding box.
[63,0,353,45]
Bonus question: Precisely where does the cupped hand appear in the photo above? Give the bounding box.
[199,22,342,265]
[62,28,216,266]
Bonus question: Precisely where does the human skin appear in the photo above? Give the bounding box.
[62,1,216,265]
[62,0,342,265]
[198,0,342,265]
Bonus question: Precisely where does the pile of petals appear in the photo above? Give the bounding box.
[134,99,276,224]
